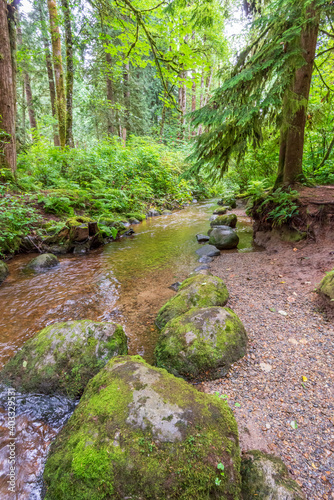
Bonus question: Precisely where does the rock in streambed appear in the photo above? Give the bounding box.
[155,306,248,380]
[209,226,239,250]
[0,320,127,399]
[0,260,9,284]
[43,355,242,500]
[210,214,237,228]
[26,253,59,271]
[156,274,229,329]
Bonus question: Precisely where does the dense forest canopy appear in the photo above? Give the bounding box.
[0,0,333,256]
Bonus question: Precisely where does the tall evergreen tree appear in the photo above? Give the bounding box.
[190,0,333,186]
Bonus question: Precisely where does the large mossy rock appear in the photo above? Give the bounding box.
[0,321,127,399]
[43,355,241,500]
[241,450,305,499]
[155,306,248,380]
[209,227,239,250]
[0,260,9,284]
[318,268,334,302]
[156,275,229,329]
[210,214,237,228]
[26,253,59,271]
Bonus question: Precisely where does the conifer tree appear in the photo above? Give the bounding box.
[190,0,333,186]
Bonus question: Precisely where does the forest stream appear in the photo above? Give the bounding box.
[0,200,256,499]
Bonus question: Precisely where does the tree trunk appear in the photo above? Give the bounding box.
[178,70,186,139]
[282,5,320,185]
[204,66,213,106]
[123,62,130,143]
[17,20,37,132]
[106,51,115,136]
[22,79,26,143]
[0,0,17,173]
[191,71,196,136]
[61,0,74,147]
[198,68,204,135]
[47,0,66,148]
[37,0,60,146]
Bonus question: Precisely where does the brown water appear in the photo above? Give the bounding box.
[0,200,256,499]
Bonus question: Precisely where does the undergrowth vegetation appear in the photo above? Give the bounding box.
[0,137,216,257]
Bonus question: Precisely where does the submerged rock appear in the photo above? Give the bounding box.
[155,306,247,380]
[196,233,210,243]
[0,261,9,284]
[209,226,239,250]
[146,209,161,217]
[156,274,229,329]
[0,320,127,399]
[195,244,220,257]
[211,214,237,228]
[213,207,229,215]
[241,450,305,499]
[318,268,334,303]
[26,253,59,271]
[43,356,241,499]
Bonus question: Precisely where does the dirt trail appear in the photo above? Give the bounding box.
[201,218,334,500]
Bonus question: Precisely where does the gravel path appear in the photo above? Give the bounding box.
[201,242,334,499]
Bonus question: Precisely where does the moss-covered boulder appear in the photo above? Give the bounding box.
[218,198,237,209]
[0,260,9,284]
[241,450,305,499]
[209,227,239,250]
[211,214,237,228]
[318,268,334,303]
[213,207,228,215]
[0,321,127,399]
[156,275,229,329]
[155,306,248,380]
[43,355,241,500]
[26,253,59,271]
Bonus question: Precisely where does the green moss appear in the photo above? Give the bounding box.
[0,321,128,399]
[211,214,237,228]
[318,268,334,301]
[65,216,93,228]
[241,450,305,499]
[44,356,241,500]
[126,212,146,221]
[155,306,247,380]
[156,275,229,330]
[0,260,9,284]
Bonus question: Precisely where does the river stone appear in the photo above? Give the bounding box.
[43,355,241,499]
[146,209,161,217]
[209,227,239,250]
[0,320,128,399]
[218,198,237,209]
[318,268,334,303]
[26,253,59,271]
[211,214,237,228]
[196,233,210,243]
[0,261,9,284]
[155,306,247,380]
[213,207,228,215]
[156,274,229,329]
[195,244,220,257]
[241,450,305,499]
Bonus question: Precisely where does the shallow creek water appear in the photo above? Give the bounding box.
[0,200,256,499]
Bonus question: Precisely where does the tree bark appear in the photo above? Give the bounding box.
[106,51,115,136]
[197,67,204,135]
[191,71,196,136]
[204,66,213,106]
[61,0,74,147]
[123,61,130,144]
[0,0,17,173]
[37,0,60,146]
[282,5,320,185]
[47,0,66,147]
[17,21,38,132]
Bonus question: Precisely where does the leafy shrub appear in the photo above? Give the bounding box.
[0,188,40,256]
